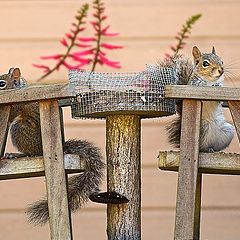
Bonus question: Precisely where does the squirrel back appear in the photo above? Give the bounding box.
[0,68,105,224]
[160,46,234,152]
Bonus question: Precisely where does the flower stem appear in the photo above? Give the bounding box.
[37,4,89,81]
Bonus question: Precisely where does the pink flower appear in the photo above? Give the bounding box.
[70,55,91,64]
[60,38,68,47]
[74,43,92,48]
[90,21,100,31]
[98,55,121,68]
[100,43,123,50]
[40,54,62,60]
[72,49,94,56]
[65,33,73,40]
[63,61,86,70]
[77,37,96,42]
[33,64,50,73]
[101,25,119,36]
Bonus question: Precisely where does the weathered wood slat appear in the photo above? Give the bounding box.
[174,99,202,240]
[165,85,240,101]
[0,84,74,105]
[0,154,84,180]
[0,105,11,157]
[106,115,141,240]
[39,100,72,240]
[229,101,240,143]
[159,151,240,175]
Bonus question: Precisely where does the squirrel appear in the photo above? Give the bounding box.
[0,68,106,225]
[159,46,234,152]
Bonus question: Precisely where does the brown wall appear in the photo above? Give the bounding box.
[0,1,240,239]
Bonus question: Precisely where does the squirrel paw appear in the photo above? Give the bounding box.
[89,191,129,204]
[3,153,28,159]
[189,79,207,86]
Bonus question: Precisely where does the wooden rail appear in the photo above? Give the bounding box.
[158,151,240,175]
[0,154,85,180]
[161,85,240,240]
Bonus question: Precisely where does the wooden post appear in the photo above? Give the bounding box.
[39,100,72,240]
[228,101,240,142]
[0,105,11,157]
[174,100,202,240]
[106,115,141,240]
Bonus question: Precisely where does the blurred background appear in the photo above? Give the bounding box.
[0,0,240,239]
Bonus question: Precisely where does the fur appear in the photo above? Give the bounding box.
[163,47,234,152]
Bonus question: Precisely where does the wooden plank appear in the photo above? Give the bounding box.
[39,100,72,240]
[174,99,202,240]
[229,101,240,143]
[0,154,85,180]
[165,85,240,101]
[0,84,74,105]
[159,151,240,175]
[0,105,11,157]
[106,115,141,240]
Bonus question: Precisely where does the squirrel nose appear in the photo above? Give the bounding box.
[218,67,224,75]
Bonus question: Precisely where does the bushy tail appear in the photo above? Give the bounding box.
[166,115,181,148]
[26,139,105,225]
[158,55,194,147]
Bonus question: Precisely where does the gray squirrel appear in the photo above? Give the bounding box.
[160,46,234,152]
[0,68,109,225]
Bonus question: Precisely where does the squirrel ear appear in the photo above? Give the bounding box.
[12,68,21,80]
[8,67,15,75]
[212,46,216,54]
[192,46,201,65]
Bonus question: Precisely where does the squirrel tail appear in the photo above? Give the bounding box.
[158,56,194,147]
[26,139,105,225]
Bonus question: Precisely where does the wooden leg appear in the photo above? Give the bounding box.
[174,100,202,240]
[0,105,11,157]
[106,115,141,240]
[228,101,240,143]
[39,100,72,240]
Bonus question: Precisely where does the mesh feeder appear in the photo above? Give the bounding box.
[69,66,177,119]
[68,66,177,240]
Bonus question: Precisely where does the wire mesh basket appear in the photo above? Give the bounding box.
[69,66,177,119]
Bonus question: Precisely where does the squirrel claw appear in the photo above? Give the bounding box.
[89,191,129,204]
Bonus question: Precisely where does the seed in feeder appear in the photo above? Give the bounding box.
[76,95,81,102]
[141,95,147,102]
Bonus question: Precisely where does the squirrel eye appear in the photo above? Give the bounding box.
[202,60,210,68]
[0,80,6,89]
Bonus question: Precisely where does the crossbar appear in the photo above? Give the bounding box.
[0,154,85,180]
[158,151,240,175]
[0,84,75,104]
[165,85,240,101]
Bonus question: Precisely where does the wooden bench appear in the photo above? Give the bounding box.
[159,85,240,240]
[0,84,80,240]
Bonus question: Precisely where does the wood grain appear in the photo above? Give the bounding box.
[106,115,141,240]
[228,101,240,143]
[165,85,240,101]
[0,84,74,104]
[39,100,72,240]
[159,151,240,175]
[0,154,85,180]
[174,100,202,240]
[0,105,11,157]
